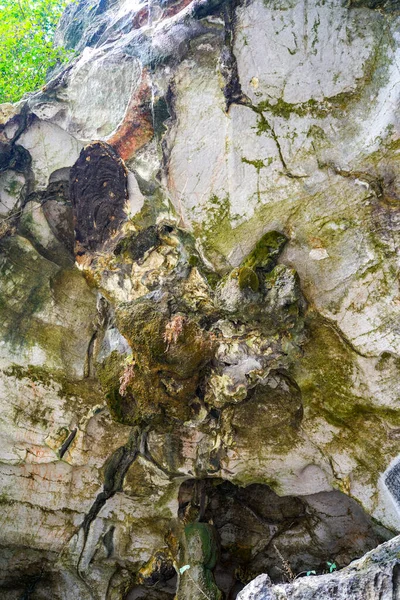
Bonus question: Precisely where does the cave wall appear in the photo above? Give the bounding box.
[1,0,400,598]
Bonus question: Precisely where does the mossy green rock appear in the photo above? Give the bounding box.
[177,523,222,600]
[117,299,216,378]
[3,0,400,594]
[238,266,259,292]
[114,300,216,422]
[228,373,303,452]
[241,231,287,271]
[116,299,167,364]
[0,235,96,376]
[114,225,160,261]
[96,351,137,425]
[184,522,219,569]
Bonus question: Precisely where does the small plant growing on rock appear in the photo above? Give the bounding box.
[296,560,337,579]
[164,315,185,351]
[327,561,337,573]
[274,544,295,582]
[119,357,136,396]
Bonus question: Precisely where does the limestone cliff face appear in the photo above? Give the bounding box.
[1,0,400,598]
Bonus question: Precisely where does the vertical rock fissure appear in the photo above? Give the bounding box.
[77,428,142,572]
[219,0,249,110]
[58,428,77,459]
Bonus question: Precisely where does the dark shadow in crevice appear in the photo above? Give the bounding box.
[126,574,177,599]
[178,479,393,599]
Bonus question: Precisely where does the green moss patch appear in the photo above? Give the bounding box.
[96,351,138,425]
[238,266,259,291]
[4,363,101,405]
[291,312,400,488]
[113,300,216,423]
[241,231,287,271]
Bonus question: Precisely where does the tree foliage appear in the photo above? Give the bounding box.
[0,0,69,104]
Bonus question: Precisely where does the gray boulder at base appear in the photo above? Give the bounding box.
[238,535,400,599]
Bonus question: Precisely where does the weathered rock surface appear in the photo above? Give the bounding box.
[237,534,400,599]
[1,0,400,598]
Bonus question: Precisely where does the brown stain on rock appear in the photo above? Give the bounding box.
[131,0,193,29]
[162,0,193,19]
[107,70,154,162]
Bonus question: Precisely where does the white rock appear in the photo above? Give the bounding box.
[0,170,25,216]
[309,248,329,260]
[19,120,82,189]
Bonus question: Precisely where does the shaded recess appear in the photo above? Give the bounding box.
[127,577,177,599]
[0,107,33,172]
[174,479,392,599]
[349,0,400,10]
[385,460,400,509]
[0,547,60,600]
[18,179,75,267]
[123,479,391,600]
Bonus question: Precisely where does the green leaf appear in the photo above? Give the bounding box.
[0,0,73,103]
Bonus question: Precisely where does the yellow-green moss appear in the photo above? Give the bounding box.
[192,194,234,272]
[238,266,259,291]
[96,351,138,425]
[254,38,391,121]
[0,238,97,372]
[226,375,304,463]
[291,313,400,487]
[117,300,215,378]
[114,300,216,422]
[241,157,268,172]
[4,364,100,400]
[241,231,287,271]
[193,189,298,270]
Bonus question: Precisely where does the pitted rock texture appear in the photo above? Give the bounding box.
[70,141,128,253]
[1,0,400,598]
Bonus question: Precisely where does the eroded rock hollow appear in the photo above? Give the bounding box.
[1,0,400,598]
